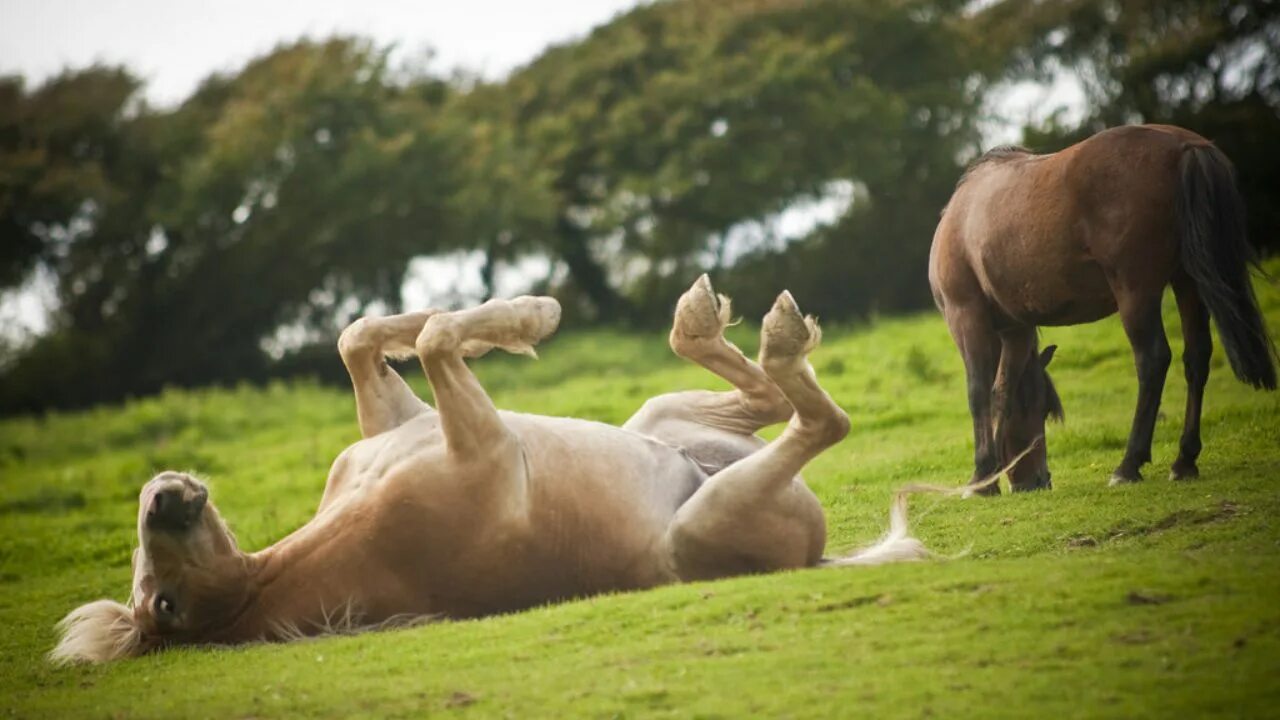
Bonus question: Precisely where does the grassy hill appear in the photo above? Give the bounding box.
[3,262,1278,718]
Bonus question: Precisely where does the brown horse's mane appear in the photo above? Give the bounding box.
[941,145,1031,216]
[957,145,1031,187]
[1015,352,1064,423]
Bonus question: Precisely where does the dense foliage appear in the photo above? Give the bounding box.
[1,0,1276,412]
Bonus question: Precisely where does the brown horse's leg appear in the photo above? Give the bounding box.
[1110,293,1173,485]
[1170,276,1212,480]
[944,305,1002,495]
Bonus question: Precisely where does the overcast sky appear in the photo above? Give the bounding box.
[0,0,648,104]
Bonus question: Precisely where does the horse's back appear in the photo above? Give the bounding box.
[932,125,1197,326]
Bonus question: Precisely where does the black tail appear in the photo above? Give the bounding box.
[1176,143,1277,390]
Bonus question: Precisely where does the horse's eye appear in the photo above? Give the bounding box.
[155,594,176,616]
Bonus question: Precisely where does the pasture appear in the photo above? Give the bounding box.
[3,262,1278,718]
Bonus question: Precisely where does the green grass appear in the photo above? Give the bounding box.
[3,261,1279,718]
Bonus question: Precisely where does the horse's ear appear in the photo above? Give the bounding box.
[49,600,143,665]
[1041,345,1058,368]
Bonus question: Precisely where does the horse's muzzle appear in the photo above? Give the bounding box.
[144,473,208,532]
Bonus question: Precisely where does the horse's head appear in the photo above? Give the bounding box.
[50,472,253,663]
[1002,345,1064,491]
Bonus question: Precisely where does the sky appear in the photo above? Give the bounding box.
[0,0,1083,338]
[0,0,649,104]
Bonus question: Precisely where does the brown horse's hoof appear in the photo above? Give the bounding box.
[1169,462,1200,481]
[1108,472,1143,487]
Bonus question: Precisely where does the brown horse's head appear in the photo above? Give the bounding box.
[50,473,253,663]
[1002,345,1063,491]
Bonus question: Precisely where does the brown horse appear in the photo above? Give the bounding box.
[929,124,1275,493]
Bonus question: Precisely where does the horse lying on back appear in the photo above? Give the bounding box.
[930,124,1275,493]
[53,277,930,664]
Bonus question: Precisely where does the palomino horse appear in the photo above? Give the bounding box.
[53,277,928,663]
[930,124,1275,493]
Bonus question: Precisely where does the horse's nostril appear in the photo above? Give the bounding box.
[146,486,202,532]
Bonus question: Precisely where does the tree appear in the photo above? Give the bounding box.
[496,0,995,320]
[0,40,486,411]
[983,0,1280,250]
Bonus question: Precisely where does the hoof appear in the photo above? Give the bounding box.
[1108,472,1143,487]
[511,296,562,342]
[761,291,820,366]
[1169,462,1200,481]
[671,274,732,355]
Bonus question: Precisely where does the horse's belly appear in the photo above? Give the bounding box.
[511,415,706,590]
[1017,260,1116,326]
[363,413,706,615]
[976,222,1117,327]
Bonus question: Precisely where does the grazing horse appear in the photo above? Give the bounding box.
[929,124,1276,493]
[52,277,928,664]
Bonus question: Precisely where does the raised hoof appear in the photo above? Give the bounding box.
[671,274,732,357]
[760,291,820,367]
[1169,462,1200,482]
[510,296,562,342]
[1108,472,1143,487]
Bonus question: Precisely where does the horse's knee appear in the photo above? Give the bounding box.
[415,314,461,360]
[1183,341,1211,381]
[338,317,376,360]
[802,406,850,448]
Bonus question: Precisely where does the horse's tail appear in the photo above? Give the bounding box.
[824,445,1031,568]
[1176,143,1277,390]
[823,490,930,566]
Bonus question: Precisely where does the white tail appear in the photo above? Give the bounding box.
[827,440,1040,568]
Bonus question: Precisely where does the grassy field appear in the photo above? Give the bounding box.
[3,263,1279,718]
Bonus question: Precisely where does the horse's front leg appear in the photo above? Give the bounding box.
[943,305,1001,495]
[338,311,440,438]
[413,297,560,504]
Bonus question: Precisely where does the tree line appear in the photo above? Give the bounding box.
[2,0,1276,413]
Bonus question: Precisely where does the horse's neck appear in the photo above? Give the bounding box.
[233,514,375,641]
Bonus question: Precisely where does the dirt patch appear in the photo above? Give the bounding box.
[1104,500,1241,541]
[1126,590,1173,606]
[815,594,889,612]
[444,691,477,709]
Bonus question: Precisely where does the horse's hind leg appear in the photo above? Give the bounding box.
[1110,291,1173,485]
[623,275,791,444]
[339,311,440,437]
[664,291,846,580]
[666,274,791,425]
[1170,275,1212,480]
